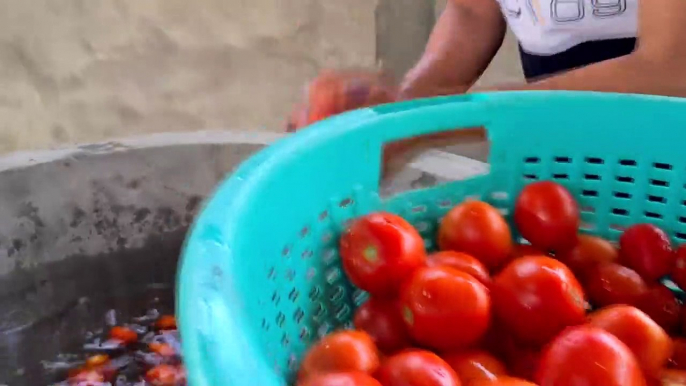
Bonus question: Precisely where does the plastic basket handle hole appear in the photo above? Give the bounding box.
[379,127,490,198]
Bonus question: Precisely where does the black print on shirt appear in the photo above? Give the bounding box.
[550,0,627,23]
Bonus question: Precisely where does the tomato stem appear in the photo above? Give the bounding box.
[363,246,379,263]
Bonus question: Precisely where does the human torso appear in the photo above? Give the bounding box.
[495,0,639,79]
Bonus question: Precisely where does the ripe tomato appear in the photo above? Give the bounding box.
[400,266,491,351]
[69,368,105,383]
[619,224,674,282]
[585,263,648,307]
[376,350,461,386]
[588,305,673,378]
[556,234,618,281]
[340,212,426,298]
[491,256,586,347]
[471,377,537,386]
[634,285,681,334]
[514,181,579,253]
[353,299,412,355]
[427,251,491,286]
[146,364,185,386]
[669,338,686,369]
[537,326,647,386]
[156,315,177,330]
[443,350,508,385]
[299,330,379,380]
[85,354,109,368]
[298,372,382,386]
[110,326,138,344]
[438,200,513,271]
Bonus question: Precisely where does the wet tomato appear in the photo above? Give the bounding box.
[585,263,648,307]
[353,299,412,355]
[672,245,686,291]
[146,364,185,386]
[110,326,138,344]
[299,330,379,380]
[438,200,513,271]
[376,350,461,386]
[556,234,618,281]
[471,377,537,386]
[427,251,491,286]
[340,212,426,298]
[537,326,646,386]
[442,350,508,385]
[634,285,681,334]
[620,224,674,282]
[298,372,382,386]
[588,305,673,378]
[514,181,579,253]
[669,338,686,369]
[400,266,491,351]
[491,256,586,347]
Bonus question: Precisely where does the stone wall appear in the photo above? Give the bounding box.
[0,0,522,154]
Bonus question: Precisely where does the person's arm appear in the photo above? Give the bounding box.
[482,0,686,97]
[398,0,506,99]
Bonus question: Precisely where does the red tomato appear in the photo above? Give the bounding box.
[491,256,586,347]
[299,330,379,380]
[669,338,686,369]
[658,369,686,385]
[634,285,681,334]
[376,350,461,386]
[156,315,177,330]
[146,364,185,386]
[588,305,673,378]
[400,266,491,351]
[298,372,382,386]
[340,212,426,298]
[537,325,647,386]
[556,234,619,281]
[514,181,579,253]
[672,245,686,291]
[438,200,513,271]
[471,378,537,386]
[443,350,508,385]
[353,299,412,355]
[427,251,491,286]
[110,326,138,344]
[620,224,674,282]
[585,263,648,307]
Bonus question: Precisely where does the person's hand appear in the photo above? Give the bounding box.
[285,69,398,132]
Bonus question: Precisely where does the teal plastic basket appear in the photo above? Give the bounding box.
[177,91,686,386]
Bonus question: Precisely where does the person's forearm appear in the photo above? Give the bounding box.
[399,0,506,100]
[483,53,686,97]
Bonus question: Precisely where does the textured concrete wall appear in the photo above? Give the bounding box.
[0,0,522,155]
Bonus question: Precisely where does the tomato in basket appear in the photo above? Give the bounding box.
[491,256,586,347]
[400,266,491,351]
[442,350,508,385]
[353,299,412,355]
[299,330,380,380]
[584,262,648,307]
[376,350,461,386]
[537,326,646,386]
[427,251,492,286]
[620,224,675,282]
[438,200,513,271]
[514,181,579,253]
[298,372,382,386]
[340,212,426,298]
[556,234,619,281]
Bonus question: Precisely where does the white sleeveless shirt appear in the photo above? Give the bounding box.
[496,0,639,55]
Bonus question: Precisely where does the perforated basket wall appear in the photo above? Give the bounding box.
[177,92,686,386]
